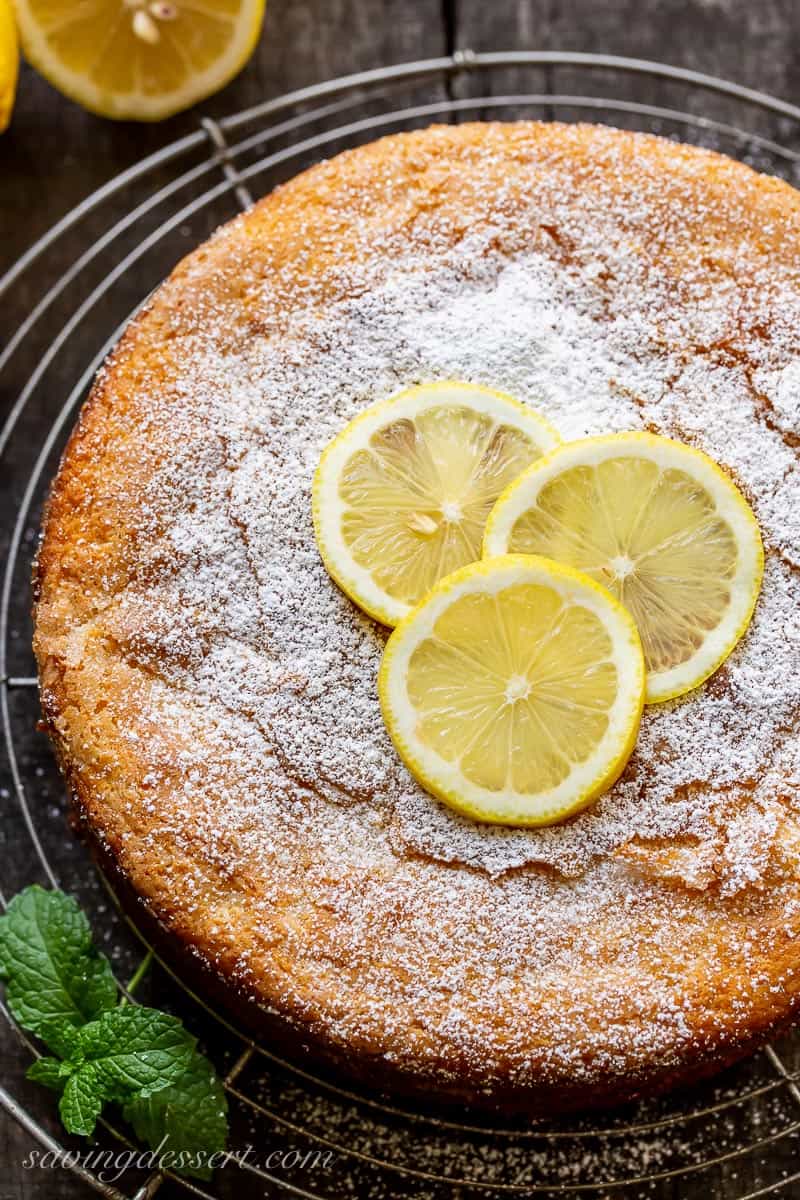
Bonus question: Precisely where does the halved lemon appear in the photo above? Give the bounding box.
[0,0,18,133]
[378,555,645,826]
[313,382,559,626]
[13,0,266,121]
[484,433,763,703]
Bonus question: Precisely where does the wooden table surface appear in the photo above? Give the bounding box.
[2,1,800,1197]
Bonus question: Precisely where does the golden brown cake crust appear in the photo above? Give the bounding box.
[33,122,800,1112]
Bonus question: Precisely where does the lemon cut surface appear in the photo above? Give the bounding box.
[13,0,266,121]
[379,556,645,826]
[485,433,763,702]
[313,383,559,625]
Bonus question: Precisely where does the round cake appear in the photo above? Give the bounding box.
[33,122,800,1113]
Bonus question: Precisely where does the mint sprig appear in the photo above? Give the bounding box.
[0,886,228,1178]
[55,1006,196,1136]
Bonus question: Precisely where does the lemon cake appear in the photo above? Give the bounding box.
[33,123,800,1112]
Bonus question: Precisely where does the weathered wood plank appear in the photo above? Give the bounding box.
[451,0,800,155]
[452,0,800,95]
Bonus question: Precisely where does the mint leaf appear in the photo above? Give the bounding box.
[60,1069,105,1137]
[0,886,117,1037]
[124,1050,228,1180]
[27,1056,71,1093]
[71,1007,196,1101]
[52,1007,196,1137]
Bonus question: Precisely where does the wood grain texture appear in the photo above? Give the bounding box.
[453,0,800,90]
[451,0,800,141]
[2,1,800,1197]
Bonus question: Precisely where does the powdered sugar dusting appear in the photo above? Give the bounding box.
[127,231,800,884]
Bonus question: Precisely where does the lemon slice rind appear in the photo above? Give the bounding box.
[313,382,560,626]
[13,0,265,121]
[378,554,645,827]
[484,432,764,704]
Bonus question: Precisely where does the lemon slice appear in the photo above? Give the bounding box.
[484,433,763,703]
[13,0,265,121]
[0,0,18,132]
[378,555,645,826]
[313,383,559,626]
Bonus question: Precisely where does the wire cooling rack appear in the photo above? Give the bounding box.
[2,51,800,1200]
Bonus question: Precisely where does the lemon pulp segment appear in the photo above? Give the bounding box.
[484,433,763,702]
[379,555,645,826]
